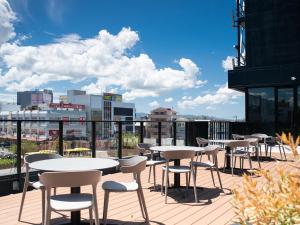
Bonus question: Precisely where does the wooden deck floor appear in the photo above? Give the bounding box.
[0,151,297,225]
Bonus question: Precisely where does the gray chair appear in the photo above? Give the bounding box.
[191,145,223,197]
[223,140,250,175]
[18,153,62,223]
[40,170,101,225]
[137,143,165,190]
[102,156,149,225]
[195,137,209,161]
[161,150,197,203]
[266,136,287,160]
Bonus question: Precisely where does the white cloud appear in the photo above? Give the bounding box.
[165,97,173,102]
[0,0,16,44]
[0,25,206,99]
[222,56,234,71]
[177,83,243,109]
[205,106,216,110]
[149,101,159,108]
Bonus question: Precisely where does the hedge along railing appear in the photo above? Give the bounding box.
[0,119,249,191]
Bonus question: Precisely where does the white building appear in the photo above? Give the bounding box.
[66,91,136,138]
[0,103,86,140]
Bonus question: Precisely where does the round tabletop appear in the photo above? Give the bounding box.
[30,158,119,172]
[209,139,246,143]
[150,145,204,152]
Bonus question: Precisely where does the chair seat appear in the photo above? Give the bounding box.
[146,159,166,166]
[30,181,45,189]
[191,161,215,167]
[50,193,93,211]
[162,165,191,173]
[102,180,139,192]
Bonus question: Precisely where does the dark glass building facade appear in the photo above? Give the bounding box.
[228,0,300,135]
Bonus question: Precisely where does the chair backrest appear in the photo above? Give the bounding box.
[39,170,101,188]
[244,138,259,146]
[119,156,147,174]
[203,145,221,157]
[25,153,62,164]
[161,150,195,161]
[227,140,249,149]
[196,137,209,147]
[232,134,244,140]
[137,143,152,153]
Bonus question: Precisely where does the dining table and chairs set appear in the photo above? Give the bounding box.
[17,132,287,225]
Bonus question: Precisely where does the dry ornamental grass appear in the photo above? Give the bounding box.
[233,132,300,225]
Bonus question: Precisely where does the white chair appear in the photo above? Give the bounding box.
[137,143,165,190]
[266,136,287,160]
[39,170,101,225]
[190,145,223,198]
[161,150,197,203]
[18,153,62,223]
[102,156,149,225]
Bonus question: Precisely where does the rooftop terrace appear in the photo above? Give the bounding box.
[0,151,297,225]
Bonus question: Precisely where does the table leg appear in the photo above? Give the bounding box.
[71,187,81,225]
[174,159,180,188]
[225,146,231,169]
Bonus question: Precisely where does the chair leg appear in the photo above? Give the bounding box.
[153,165,156,189]
[103,191,109,225]
[18,181,29,221]
[137,190,146,219]
[44,204,51,225]
[89,207,93,225]
[185,172,189,193]
[269,146,272,158]
[282,146,287,160]
[93,197,99,225]
[279,148,282,160]
[148,166,152,183]
[138,188,150,224]
[223,155,226,172]
[215,166,223,189]
[164,170,169,204]
[231,156,234,176]
[210,168,215,187]
[161,169,165,195]
[41,190,45,225]
[192,167,198,203]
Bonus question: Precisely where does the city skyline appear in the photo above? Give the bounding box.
[0,0,244,119]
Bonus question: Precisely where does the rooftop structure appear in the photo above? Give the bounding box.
[228,0,300,135]
[17,89,53,110]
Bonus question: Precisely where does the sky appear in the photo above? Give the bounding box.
[0,0,245,119]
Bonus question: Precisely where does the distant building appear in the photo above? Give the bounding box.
[175,117,189,140]
[228,0,300,135]
[67,90,135,138]
[146,107,176,139]
[17,89,53,109]
[0,102,20,112]
[0,103,86,139]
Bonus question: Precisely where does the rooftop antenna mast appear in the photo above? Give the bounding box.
[232,0,246,68]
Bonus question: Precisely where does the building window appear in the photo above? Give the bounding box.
[277,88,294,133]
[248,87,275,134]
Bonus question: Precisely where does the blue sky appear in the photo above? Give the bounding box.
[0,0,245,119]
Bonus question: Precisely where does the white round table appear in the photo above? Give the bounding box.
[30,158,119,172]
[150,145,204,152]
[150,146,205,187]
[30,158,119,225]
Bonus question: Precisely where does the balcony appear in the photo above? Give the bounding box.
[0,152,297,225]
[0,119,298,224]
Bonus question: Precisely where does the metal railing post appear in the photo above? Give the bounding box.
[140,121,144,143]
[91,121,96,158]
[59,121,64,156]
[17,120,22,190]
[158,122,162,146]
[173,121,177,146]
[118,121,122,159]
